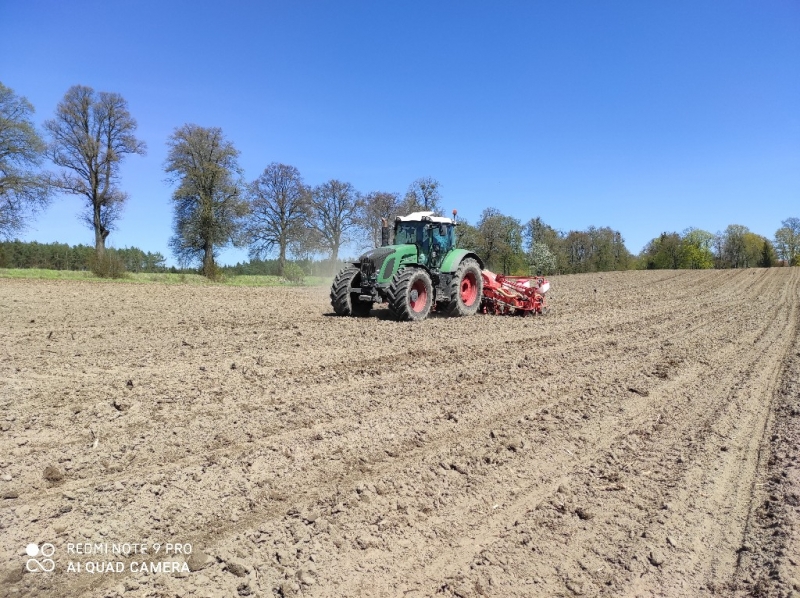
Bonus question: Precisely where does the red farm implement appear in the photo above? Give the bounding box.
[480,270,550,316]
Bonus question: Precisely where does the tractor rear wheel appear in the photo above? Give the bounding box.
[330,266,372,316]
[388,268,433,321]
[444,258,483,317]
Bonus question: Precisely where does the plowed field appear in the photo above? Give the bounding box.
[2,269,799,598]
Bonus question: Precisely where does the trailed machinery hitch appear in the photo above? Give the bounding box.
[480,270,550,316]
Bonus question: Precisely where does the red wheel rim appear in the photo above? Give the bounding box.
[409,278,428,313]
[460,271,478,306]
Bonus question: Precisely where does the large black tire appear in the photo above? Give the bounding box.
[388,267,433,321]
[330,266,372,317]
[444,258,483,317]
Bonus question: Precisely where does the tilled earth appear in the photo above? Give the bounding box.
[1,269,799,598]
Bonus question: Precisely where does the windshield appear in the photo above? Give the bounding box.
[394,222,429,246]
[394,221,455,253]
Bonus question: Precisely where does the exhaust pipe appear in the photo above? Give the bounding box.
[380,218,390,247]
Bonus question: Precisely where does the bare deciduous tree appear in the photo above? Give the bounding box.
[45,85,145,253]
[0,82,51,238]
[361,191,400,248]
[164,124,247,278]
[245,163,310,275]
[309,179,362,261]
[400,176,441,214]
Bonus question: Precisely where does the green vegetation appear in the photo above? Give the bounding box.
[0,268,326,286]
[639,225,779,270]
[0,240,166,272]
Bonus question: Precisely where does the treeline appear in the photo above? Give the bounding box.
[2,81,798,279]
[455,212,631,275]
[0,241,167,272]
[0,81,635,279]
[640,219,800,270]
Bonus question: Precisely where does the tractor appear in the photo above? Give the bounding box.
[330,210,483,321]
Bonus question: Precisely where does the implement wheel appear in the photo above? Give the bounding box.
[330,266,372,316]
[444,258,483,317]
[388,268,433,321]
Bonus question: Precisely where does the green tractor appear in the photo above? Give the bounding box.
[330,211,484,321]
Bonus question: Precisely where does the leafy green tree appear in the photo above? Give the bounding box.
[454,220,481,252]
[476,208,525,273]
[0,82,51,238]
[758,239,776,267]
[641,232,681,269]
[742,232,768,268]
[45,85,145,254]
[719,224,750,268]
[523,217,564,272]
[523,217,560,249]
[563,230,591,273]
[774,217,800,266]
[164,124,247,277]
[245,163,310,276]
[679,228,714,269]
[586,226,630,271]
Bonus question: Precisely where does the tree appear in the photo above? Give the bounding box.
[0,82,51,238]
[455,220,481,252]
[309,179,362,261]
[586,226,629,271]
[400,177,441,214]
[245,163,309,275]
[742,232,766,268]
[679,228,714,269]
[45,85,145,254]
[288,225,322,263]
[758,239,776,268]
[774,218,800,266]
[164,124,247,277]
[563,230,593,273]
[476,208,525,274]
[720,224,749,268]
[642,232,682,269]
[523,217,560,250]
[529,242,556,275]
[361,191,400,248]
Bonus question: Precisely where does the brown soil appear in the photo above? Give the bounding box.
[1,269,799,598]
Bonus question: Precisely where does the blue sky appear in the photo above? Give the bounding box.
[2,1,798,264]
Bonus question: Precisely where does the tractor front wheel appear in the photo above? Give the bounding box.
[330,266,372,316]
[444,258,483,317]
[388,268,433,321]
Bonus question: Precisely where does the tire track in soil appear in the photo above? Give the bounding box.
[308,268,798,597]
[0,276,768,596]
[732,279,800,597]
[1,270,797,598]
[89,274,792,598]
[0,272,740,514]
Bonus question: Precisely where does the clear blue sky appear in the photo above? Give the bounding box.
[2,1,798,264]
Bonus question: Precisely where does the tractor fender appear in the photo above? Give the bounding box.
[440,249,484,273]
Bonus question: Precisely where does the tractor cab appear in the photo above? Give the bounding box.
[394,211,456,268]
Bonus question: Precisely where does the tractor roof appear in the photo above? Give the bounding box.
[396,211,454,224]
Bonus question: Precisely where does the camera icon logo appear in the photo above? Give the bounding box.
[25,543,55,572]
